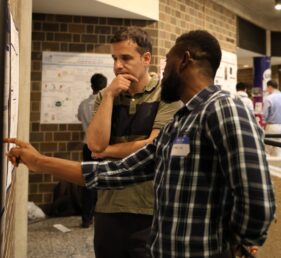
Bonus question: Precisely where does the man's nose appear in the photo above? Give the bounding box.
[115,59,124,69]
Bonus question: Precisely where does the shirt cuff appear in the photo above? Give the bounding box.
[81,161,98,188]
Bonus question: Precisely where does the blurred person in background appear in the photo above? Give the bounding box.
[263,79,281,156]
[235,82,254,113]
[77,73,107,227]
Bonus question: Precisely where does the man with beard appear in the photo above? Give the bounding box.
[5,30,275,258]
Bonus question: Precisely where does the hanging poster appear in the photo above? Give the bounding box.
[40,51,115,124]
[215,50,237,94]
[2,10,19,192]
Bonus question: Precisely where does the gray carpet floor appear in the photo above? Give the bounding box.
[28,216,95,258]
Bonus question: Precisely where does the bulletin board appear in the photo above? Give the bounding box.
[1,6,19,196]
[1,3,19,257]
[40,51,115,124]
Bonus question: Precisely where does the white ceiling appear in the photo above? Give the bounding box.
[32,0,281,68]
[32,0,157,20]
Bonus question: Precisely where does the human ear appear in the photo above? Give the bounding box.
[179,50,191,71]
[143,51,151,66]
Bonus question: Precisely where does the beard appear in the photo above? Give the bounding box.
[161,69,182,103]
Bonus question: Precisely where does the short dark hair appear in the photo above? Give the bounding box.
[267,80,278,89]
[236,82,247,91]
[90,73,107,92]
[110,27,152,55]
[173,30,222,78]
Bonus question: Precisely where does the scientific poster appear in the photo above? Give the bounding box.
[40,52,115,124]
[2,11,19,192]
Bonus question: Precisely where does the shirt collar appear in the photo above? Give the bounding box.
[123,72,159,98]
[175,85,221,116]
[144,72,159,92]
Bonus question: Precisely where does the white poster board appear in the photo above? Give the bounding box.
[215,50,237,94]
[40,51,115,124]
[2,11,20,191]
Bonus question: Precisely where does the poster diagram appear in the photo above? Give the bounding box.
[40,51,115,124]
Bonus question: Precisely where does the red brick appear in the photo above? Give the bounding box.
[32,42,41,51]
[73,34,80,42]
[81,34,98,43]
[54,152,71,159]
[54,132,71,141]
[59,143,67,151]
[95,25,111,34]
[69,43,85,52]
[31,122,40,132]
[32,51,42,60]
[30,112,40,122]
[43,23,59,31]
[29,184,38,194]
[31,101,40,112]
[55,33,72,41]
[67,141,83,151]
[29,194,43,203]
[68,124,82,131]
[39,183,56,192]
[30,132,44,142]
[40,124,58,131]
[40,142,58,152]
[42,42,60,51]
[69,24,85,33]
[32,32,45,41]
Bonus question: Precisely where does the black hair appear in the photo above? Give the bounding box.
[110,27,152,55]
[90,73,107,92]
[267,80,278,89]
[174,30,222,78]
[236,82,247,91]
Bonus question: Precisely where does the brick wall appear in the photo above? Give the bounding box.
[30,0,237,213]
[156,0,236,60]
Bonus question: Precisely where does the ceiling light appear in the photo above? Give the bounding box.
[275,0,281,10]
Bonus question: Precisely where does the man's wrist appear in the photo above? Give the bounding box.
[36,154,50,173]
[104,88,115,99]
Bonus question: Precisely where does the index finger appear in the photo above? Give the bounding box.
[3,138,28,148]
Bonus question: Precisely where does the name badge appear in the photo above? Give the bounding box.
[171,136,190,157]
